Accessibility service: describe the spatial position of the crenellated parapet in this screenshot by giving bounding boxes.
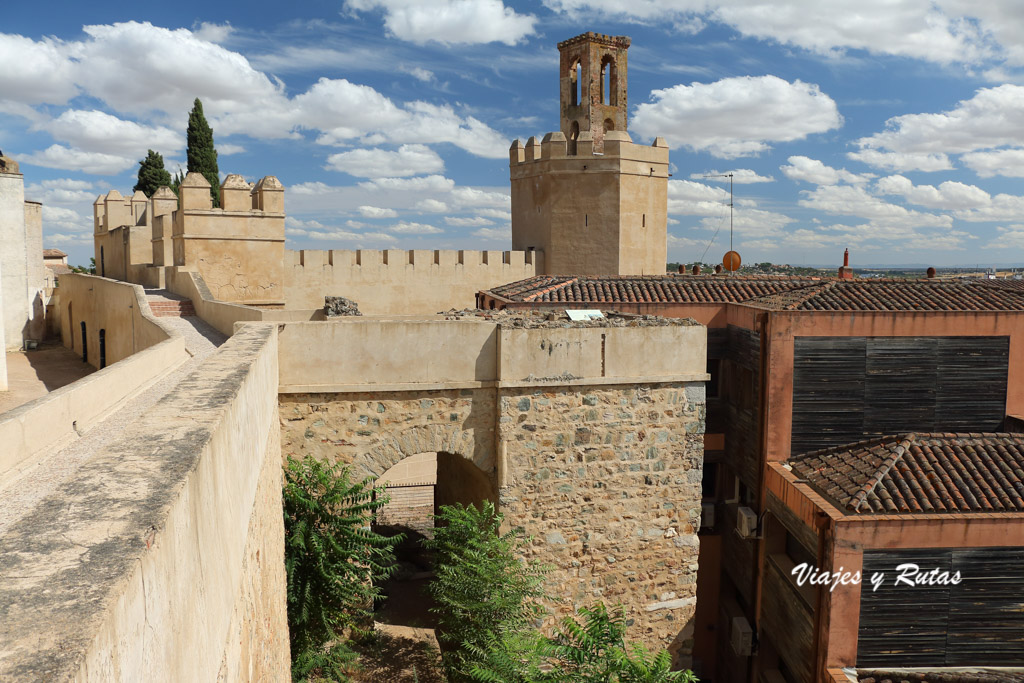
[283,248,544,314]
[509,130,669,180]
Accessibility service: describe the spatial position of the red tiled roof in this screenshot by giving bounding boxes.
[42,248,67,258]
[45,264,73,275]
[486,276,1024,311]
[788,433,1024,515]
[485,275,820,304]
[858,670,1024,683]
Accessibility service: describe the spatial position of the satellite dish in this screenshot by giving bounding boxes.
[723,251,741,272]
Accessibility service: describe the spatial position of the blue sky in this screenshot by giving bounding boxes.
[3,1,1024,269]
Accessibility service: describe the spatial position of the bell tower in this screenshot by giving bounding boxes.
[558,32,631,154]
[510,32,668,276]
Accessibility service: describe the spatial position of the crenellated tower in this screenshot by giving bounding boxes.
[510,32,668,277]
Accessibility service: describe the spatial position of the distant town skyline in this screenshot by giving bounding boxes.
[3,0,1024,268]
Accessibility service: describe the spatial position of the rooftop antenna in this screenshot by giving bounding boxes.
[704,172,740,275]
[704,172,734,251]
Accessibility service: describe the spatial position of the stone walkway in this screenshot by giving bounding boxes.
[0,344,94,414]
[0,310,226,537]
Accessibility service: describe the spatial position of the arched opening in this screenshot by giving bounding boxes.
[569,120,580,155]
[371,450,496,632]
[601,55,617,106]
[571,60,582,106]
[80,321,87,363]
[99,329,106,369]
[603,118,614,133]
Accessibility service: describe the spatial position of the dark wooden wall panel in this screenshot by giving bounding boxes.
[763,559,814,683]
[858,547,1024,667]
[792,337,1008,455]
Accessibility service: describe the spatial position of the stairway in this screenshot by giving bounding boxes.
[146,292,197,317]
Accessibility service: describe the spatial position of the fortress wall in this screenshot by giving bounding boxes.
[0,275,189,485]
[277,317,707,663]
[0,324,289,681]
[282,248,543,314]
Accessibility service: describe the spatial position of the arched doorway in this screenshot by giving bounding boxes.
[371,450,496,632]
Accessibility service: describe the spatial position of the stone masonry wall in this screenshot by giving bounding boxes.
[278,380,704,664]
[499,382,704,664]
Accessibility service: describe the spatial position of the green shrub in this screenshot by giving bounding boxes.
[283,455,401,682]
[426,501,548,682]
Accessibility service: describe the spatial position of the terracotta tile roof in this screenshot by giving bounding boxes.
[45,263,73,275]
[788,433,1024,515]
[858,670,1024,683]
[485,275,820,304]
[763,280,1024,311]
[486,276,1024,311]
[42,248,67,258]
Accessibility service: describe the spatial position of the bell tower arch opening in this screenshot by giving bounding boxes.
[558,32,630,153]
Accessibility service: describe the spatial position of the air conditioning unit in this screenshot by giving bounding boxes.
[700,503,715,528]
[731,616,753,657]
[736,506,758,539]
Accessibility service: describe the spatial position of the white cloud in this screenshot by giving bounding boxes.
[847,149,954,173]
[668,179,729,215]
[851,85,1024,173]
[191,22,234,44]
[345,0,536,45]
[326,144,444,178]
[42,205,92,234]
[450,186,510,209]
[357,205,399,218]
[25,178,96,207]
[403,66,435,82]
[473,225,511,240]
[218,143,246,155]
[691,169,774,184]
[445,216,494,226]
[961,148,1024,178]
[36,109,182,158]
[290,181,333,196]
[388,220,443,234]
[0,33,78,107]
[358,175,455,193]
[781,156,871,185]
[874,175,991,211]
[633,75,841,158]
[416,198,449,212]
[984,225,1024,249]
[954,193,1024,222]
[798,184,952,228]
[23,144,135,175]
[542,1,998,67]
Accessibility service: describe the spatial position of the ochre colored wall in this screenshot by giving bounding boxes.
[283,248,542,314]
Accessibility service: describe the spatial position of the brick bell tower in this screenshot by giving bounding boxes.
[559,32,630,154]
[509,32,669,276]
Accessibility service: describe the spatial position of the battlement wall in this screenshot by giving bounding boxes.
[509,131,669,170]
[283,248,543,314]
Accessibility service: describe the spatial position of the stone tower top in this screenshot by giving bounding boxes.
[558,32,631,154]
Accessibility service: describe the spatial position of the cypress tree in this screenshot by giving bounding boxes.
[133,149,172,197]
[186,98,220,207]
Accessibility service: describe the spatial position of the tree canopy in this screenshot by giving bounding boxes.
[186,97,220,207]
[133,149,172,197]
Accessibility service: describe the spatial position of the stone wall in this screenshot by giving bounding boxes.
[498,382,704,660]
[277,314,708,662]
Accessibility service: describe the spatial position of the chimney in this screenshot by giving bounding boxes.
[838,248,854,279]
[692,264,701,275]
[678,264,685,274]
[714,264,723,275]
[927,267,936,278]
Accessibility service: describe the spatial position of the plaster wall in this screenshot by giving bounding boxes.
[1,276,188,485]
[0,171,30,350]
[510,133,668,276]
[283,248,542,314]
[23,201,45,341]
[0,324,289,681]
